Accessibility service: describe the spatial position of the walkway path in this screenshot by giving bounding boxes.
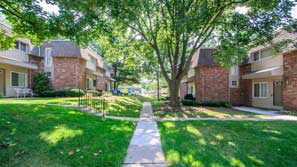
[233,106,297,121]
[122,102,167,167]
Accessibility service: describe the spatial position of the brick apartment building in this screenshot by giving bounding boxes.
[180,30,297,111]
[0,22,113,97]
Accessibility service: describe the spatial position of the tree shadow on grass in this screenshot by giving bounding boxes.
[158,121,297,167]
[0,104,135,167]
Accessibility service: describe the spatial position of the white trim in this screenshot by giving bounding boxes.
[10,71,27,87]
[45,47,53,67]
[253,82,269,98]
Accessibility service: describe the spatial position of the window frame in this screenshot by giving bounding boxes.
[10,71,27,87]
[231,81,238,86]
[251,48,273,62]
[45,47,53,67]
[253,82,269,98]
[15,41,28,52]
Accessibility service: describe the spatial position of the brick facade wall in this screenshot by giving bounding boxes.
[283,50,297,110]
[239,64,252,106]
[52,57,86,89]
[195,66,230,102]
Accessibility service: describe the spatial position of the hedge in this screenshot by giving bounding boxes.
[41,89,85,97]
[181,99,231,108]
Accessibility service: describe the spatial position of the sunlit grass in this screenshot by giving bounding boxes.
[158,121,297,167]
[0,103,135,167]
[0,95,153,117]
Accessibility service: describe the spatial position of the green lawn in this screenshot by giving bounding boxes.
[103,95,149,117]
[158,121,297,167]
[0,95,150,117]
[154,107,267,118]
[0,103,135,167]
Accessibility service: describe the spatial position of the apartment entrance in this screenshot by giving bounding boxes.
[273,81,283,106]
[0,69,5,96]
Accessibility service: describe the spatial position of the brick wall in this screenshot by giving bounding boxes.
[239,64,252,106]
[195,66,230,102]
[52,57,86,89]
[230,88,241,105]
[283,50,297,111]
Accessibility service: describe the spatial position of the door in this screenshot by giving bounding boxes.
[0,69,5,96]
[273,81,283,106]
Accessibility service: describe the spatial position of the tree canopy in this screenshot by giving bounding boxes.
[1,0,296,109]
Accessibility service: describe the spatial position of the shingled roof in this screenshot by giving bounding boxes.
[191,48,217,67]
[32,40,82,57]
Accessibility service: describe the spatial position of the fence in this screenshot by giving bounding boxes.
[78,91,107,116]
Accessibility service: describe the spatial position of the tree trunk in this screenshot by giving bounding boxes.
[157,70,160,101]
[168,79,181,111]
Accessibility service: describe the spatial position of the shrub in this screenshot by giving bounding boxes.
[0,93,3,99]
[86,90,101,96]
[41,89,85,97]
[181,100,231,108]
[32,73,51,96]
[103,91,113,97]
[67,89,85,97]
[184,94,195,100]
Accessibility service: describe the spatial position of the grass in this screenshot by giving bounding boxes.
[103,95,150,117]
[154,106,267,118]
[0,103,135,167]
[158,121,297,167]
[0,95,151,118]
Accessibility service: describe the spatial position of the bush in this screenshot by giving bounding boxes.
[103,91,112,97]
[181,100,231,108]
[86,90,101,96]
[0,93,3,99]
[32,73,51,96]
[184,94,195,100]
[41,89,85,97]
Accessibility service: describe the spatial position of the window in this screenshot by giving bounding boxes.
[87,78,96,89]
[46,72,52,78]
[252,48,273,62]
[45,48,52,67]
[254,83,268,98]
[11,72,26,87]
[93,79,96,87]
[253,52,260,61]
[89,55,97,64]
[232,81,238,86]
[15,41,28,52]
[230,66,239,76]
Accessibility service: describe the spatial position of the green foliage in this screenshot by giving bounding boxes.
[32,73,51,96]
[181,100,231,108]
[41,89,85,97]
[85,89,101,96]
[0,92,3,99]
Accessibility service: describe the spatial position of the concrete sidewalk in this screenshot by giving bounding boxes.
[122,102,166,167]
[233,106,297,120]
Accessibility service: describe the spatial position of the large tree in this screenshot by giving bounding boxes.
[1,0,296,110]
[107,0,295,109]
